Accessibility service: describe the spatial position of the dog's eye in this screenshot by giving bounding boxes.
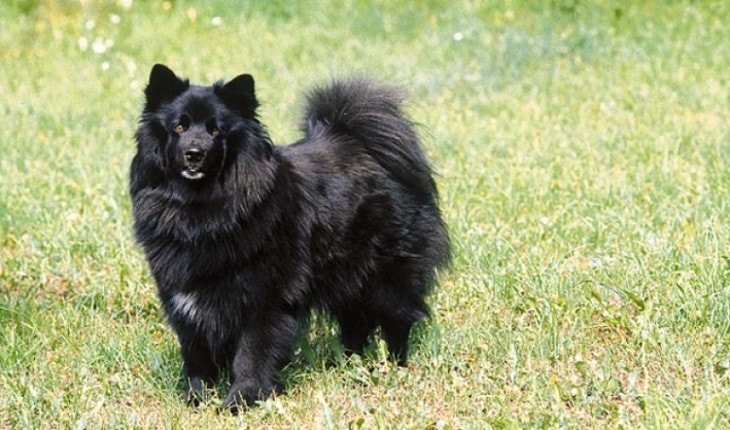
[210,128,221,137]
[174,124,187,134]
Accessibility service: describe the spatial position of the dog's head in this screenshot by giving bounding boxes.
[136,64,265,184]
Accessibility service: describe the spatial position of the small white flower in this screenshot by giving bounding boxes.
[453,32,464,41]
[645,232,661,250]
[90,38,114,54]
[101,61,110,71]
[211,16,223,26]
[118,0,133,9]
[110,13,121,24]
[92,37,107,54]
[85,19,95,30]
[78,37,88,51]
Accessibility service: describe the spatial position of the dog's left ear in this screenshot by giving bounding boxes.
[217,74,259,118]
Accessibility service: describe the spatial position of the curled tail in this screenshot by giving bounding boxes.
[302,77,438,200]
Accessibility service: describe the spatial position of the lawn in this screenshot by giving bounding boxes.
[1,0,729,428]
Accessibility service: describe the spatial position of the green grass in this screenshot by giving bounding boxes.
[1,0,729,428]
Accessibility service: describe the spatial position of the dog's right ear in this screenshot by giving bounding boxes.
[144,64,189,110]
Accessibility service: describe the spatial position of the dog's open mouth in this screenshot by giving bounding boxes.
[181,169,205,180]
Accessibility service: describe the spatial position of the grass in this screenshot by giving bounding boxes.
[1,0,729,428]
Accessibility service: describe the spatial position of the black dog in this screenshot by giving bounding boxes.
[130,64,449,411]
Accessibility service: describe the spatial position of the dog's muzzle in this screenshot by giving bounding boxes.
[181,148,206,180]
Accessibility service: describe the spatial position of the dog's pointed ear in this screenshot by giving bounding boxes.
[225,74,255,97]
[144,64,189,110]
[217,74,259,118]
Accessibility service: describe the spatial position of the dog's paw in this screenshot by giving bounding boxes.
[219,381,277,414]
[185,376,211,407]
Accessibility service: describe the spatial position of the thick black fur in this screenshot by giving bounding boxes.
[130,64,449,411]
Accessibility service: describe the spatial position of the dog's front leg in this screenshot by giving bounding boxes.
[177,331,219,406]
[220,311,299,413]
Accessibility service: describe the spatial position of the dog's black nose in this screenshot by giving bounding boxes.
[184,148,205,164]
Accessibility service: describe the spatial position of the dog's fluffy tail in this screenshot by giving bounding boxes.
[302,77,438,200]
